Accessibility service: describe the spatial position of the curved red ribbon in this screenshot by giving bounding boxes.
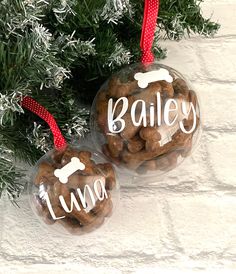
[21,96,67,150]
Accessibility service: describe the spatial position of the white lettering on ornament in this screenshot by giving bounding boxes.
[42,178,108,220]
[107,92,197,136]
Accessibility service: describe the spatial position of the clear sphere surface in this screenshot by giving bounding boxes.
[28,145,119,235]
[91,62,201,176]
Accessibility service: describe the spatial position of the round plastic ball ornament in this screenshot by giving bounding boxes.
[28,145,120,235]
[91,62,201,176]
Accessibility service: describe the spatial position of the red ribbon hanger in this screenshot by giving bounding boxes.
[21,96,67,150]
[140,0,160,64]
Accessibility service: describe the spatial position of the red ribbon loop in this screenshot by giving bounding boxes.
[21,96,67,150]
[140,0,159,64]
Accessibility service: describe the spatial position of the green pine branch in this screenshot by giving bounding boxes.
[0,149,25,202]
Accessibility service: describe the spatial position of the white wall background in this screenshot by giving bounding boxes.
[1,0,236,273]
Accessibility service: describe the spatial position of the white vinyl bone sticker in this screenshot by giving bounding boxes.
[54,157,86,184]
[134,68,173,88]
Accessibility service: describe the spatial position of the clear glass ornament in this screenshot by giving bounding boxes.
[90,62,201,176]
[28,145,120,235]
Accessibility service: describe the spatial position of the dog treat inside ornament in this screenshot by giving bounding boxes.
[91,63,201,176]
[29,145,119,235]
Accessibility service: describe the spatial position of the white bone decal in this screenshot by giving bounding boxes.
[134,68,173,88]
[54,157,85,184]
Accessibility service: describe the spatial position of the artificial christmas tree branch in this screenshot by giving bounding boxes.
[0,147,25,202]
[0,0,219,200]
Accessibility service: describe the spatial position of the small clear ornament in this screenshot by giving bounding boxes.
[28,145,120,235]
[90,62,201,176]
